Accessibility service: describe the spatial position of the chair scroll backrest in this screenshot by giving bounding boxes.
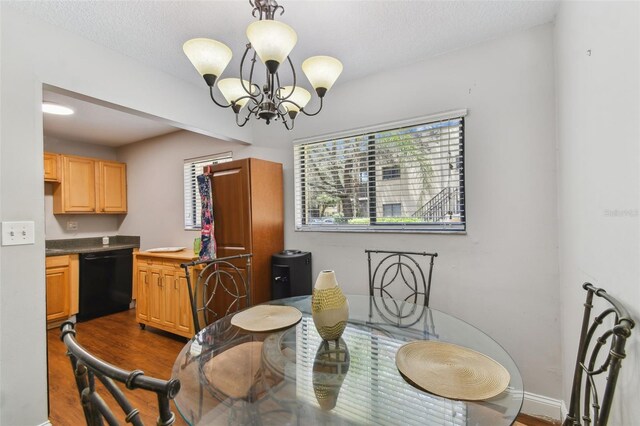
[181,254,252,333]
[564,283,635,426]
[366,250,438,307]
[60,321,180,426]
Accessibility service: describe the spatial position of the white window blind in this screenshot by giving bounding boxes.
[294,114,465,232]
[183,152,232,230]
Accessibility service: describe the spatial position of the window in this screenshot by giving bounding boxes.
[383,203,402,217]
[183,152,232,230]
[382,166,401,180]
[294,111,466,232]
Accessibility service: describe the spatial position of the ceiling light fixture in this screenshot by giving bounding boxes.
[42,102,74,116]
[183,0,342,130]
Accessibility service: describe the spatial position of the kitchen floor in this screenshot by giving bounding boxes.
[47,309,556,425]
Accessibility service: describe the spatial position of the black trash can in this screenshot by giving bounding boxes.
[271,250,312,299]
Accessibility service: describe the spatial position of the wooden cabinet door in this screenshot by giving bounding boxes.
[136,266,149,322]
[46,266,70,322]
[148,268,164,325]
[162,267,177,328]
[210,159,252,258]
[61,156,96,212]
[98,161,127,213]
[176,270,194,334]
[44,152,60,182]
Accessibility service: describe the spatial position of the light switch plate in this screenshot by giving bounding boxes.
[2,221,35,246]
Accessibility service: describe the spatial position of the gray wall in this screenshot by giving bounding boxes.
[556,2,640,423]
[257,23,562,398]
[44,138,120,239]
[116,130,291,250]
[0,6,248,424]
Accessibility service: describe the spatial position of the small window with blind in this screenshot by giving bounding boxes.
[294,112,465,232]
[183,152,232,230]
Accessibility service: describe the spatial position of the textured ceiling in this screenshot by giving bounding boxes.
[43,90,179,146]
[9,0,559,91]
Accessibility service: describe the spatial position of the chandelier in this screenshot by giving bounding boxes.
[183,0,343,130]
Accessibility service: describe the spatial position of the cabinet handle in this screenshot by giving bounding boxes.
[174,278,178,290]
[144,275,148,284]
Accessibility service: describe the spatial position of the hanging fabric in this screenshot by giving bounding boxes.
[197,174,216,260]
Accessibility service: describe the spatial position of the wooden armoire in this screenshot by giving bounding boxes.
[204,158,284,306]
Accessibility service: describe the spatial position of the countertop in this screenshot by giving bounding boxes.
[45,236,140,257]
[136,248,198,261]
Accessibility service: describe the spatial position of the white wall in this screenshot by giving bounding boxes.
[256,24,562,399]
[44,138,121,239]
[0,7,249,424]
[556,2,640,423]
[116,130,291,250]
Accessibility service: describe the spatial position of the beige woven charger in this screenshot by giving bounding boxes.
[231,305,302,332]
[395,341,510,401]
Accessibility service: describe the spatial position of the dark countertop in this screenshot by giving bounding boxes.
[45,235,140,257]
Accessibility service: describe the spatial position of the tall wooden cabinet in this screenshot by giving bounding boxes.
[206,158,284,307]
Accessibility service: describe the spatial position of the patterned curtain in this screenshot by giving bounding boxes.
[197,174,216,260]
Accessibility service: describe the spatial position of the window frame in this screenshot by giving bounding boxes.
[183,152,232,230]
[293,110,467,234]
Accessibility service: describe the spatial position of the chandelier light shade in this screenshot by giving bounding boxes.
[183,0,342,130]
[182,38,233,85]
[246,20,297,73]
[302,56,344,95]
[278,86,311,116]
[218,78,256,111]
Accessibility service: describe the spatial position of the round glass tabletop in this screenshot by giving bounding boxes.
[172,295,523,425]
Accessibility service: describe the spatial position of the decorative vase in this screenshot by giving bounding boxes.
[313,339,350,410]
[312,270,349,341]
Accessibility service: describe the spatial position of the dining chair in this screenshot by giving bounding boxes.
[564,283,635,426]
[365,249,438,307]
[60,321,180,426]
[181,253,253,334]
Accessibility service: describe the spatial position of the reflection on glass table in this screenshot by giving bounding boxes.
[172,295,523,425]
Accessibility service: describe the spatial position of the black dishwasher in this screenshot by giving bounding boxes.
[77,248,133,321]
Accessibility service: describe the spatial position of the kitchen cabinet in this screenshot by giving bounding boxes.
[54,155,96,213]
[44,152,61,182]
[46,254,79,324]
[204,158,283,312]
[97,161,127,213]
[135,250,198,338]
[50,154,127,214]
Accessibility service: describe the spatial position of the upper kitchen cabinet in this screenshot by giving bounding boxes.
[43,152,61,182]
[50,154,127,214]
[54,155,96,213]
[97,161,127,213]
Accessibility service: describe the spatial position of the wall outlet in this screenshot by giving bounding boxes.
[66,221,78,231]
[2,221,35,246]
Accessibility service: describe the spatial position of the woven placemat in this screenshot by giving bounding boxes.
[396,341,510,401]
[202,341,263,399]
[231,305,302,332]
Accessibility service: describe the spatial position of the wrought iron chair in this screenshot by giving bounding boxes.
[181,254,252,334]
[60,321,180,426]
[366,250,438,307]
[564,283,635,426]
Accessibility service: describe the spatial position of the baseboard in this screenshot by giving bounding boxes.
[522,391,564,421]
[39,421,52,426]
[561,400,568,420]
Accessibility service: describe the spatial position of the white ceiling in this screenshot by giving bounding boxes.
[18,1,559,146]
[43,90,179,147]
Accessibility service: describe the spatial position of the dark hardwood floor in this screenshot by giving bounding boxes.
[47,309,556,425]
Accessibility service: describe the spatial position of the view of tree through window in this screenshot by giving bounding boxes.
[294,115,465,232]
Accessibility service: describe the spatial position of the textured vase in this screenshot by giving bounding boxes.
[313,339,350,410]
[312,270,349,341]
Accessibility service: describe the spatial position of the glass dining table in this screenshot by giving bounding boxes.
[171,295,523,425]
